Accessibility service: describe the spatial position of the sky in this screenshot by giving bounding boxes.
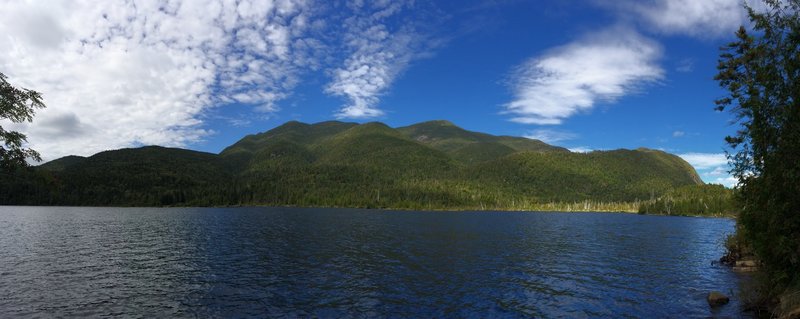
[0,0,762,187]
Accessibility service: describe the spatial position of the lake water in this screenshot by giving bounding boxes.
[0,206,750,318]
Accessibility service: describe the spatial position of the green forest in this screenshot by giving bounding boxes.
[638,184,736,217]
[1,120,732,215]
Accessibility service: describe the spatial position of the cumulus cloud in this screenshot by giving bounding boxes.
[678,152,728,169]
[707,166,729,176]
[524,129,577,144]
[712,176,739,188]
[672,130,685,137]
[0,0,315,160]
[33,112,89,139]
[635,0,764,37]
[504,27,663,125]
[325,0,433,119]
[568,146,594,153]
[678,152,737,187]
[605,0,768,38]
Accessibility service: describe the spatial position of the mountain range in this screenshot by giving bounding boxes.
[1,120,704,209]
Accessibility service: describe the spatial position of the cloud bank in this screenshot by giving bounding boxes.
[0,0,443,160]
[678,152,737,187]
[679,153,728,169]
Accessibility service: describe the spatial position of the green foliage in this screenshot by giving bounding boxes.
[638,184,737,217]
[715,0,800,291]
[397,120,568,158]
[0,166,59,205]
[37,155,86,171]
[469,148,703,203]
[449,142,516,165]
[26,146,238,206]
[722,224,755,264]
[2,120,706,211]
[0,72,46,169]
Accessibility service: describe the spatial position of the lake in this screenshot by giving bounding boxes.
[0,206,750,318]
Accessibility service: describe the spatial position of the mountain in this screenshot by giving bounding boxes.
[20,146,236,206]
[1,120,703,209]
[37,155,86,171]
[397,120,567,164]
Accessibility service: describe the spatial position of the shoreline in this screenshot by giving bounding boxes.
[0,203,736,218]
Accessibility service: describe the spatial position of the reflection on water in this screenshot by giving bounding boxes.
[0,207,749,317]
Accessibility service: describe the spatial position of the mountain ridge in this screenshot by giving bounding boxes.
[2,120,703,209]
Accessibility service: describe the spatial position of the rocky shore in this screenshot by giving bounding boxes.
[718,249,800,318]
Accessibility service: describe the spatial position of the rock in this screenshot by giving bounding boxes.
[708,291,730,307]
[782,308,800,319]
[733,266,759,272]
[736,259,758,267]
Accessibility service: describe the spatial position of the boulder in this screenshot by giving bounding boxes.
[733,266,759,272]
[708,291,730,307]
[735,259,758,267]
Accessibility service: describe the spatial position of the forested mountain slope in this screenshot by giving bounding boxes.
[1,120,704,209]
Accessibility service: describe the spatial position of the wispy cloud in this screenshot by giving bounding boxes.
[0,0,316,160]
[675,58,694,73]
[672,130,685,137]
[504,26,663,125]
[326,0,436,119]
[524,129,577,144]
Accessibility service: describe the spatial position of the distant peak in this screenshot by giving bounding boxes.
[355,121,392,130]
[636,147,665,153]
[282,120,309,126]
[363,121,388,126]
[425,120,455,126]
[268,120,310,131]
[313,120,351,126]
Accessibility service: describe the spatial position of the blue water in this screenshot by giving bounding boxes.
[0,207,749,318]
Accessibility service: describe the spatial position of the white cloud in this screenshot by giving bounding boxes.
[524,129,577,144]
[678,152,737,187]
[611,0,768,38]
[637,0,747,36]
[705,166,738,187]
[0,0,315,160]
[325,0,432,119]
[672,130,685,137]
[678,152,728,169]
[568,146,594,153]
[504,26,663,125]
[712,176,739,188]
[706,166,729,176]
[707,166,729,176]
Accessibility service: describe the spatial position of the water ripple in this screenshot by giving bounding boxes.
[0,207,749,318]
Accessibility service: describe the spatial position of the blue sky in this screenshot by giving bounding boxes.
[0,0,760,186]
